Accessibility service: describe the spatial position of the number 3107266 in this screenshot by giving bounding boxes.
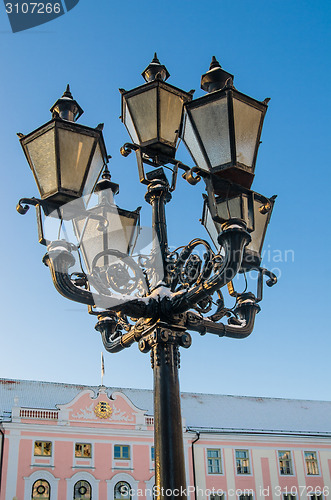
[5,3,62,14]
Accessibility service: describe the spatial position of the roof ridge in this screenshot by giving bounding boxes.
[0,378,330,403]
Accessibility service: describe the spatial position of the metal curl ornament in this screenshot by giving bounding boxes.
[89,249,148,295]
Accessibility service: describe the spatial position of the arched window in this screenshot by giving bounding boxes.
[74,480,92,500]
[32,480,50,500]
[114,481,131,500]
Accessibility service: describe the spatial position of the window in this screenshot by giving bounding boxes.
[151,446,155,461]
[211,495,225,500]
[32,480,50,499]
[283,495,296,500]
[207,449,222,474]
[305,451,319,475]
[308,495,323,500]
[74,480,91,499]
[239,495,253,500]
[235,449,250,474]
[75,443,92,458]
[114,445,130,460]
[114,481,131,500]
[34,441,52,456]
[278,451,293,475]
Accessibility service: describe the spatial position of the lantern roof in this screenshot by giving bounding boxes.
[201,56,234,93]
[141,53,170,83]
[50,84,84,122]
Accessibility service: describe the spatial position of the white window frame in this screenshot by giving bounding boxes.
[31,439,54,468]
[112,443,133,470]
[23,470,59,500]
[278,450,294,476]
[66,471,100,500]
[235,449,252,475]
[75,442,92,459]
[107,472,139,500]
[304,451,320,476]
[150,446,155,471]
[206,448,223,475]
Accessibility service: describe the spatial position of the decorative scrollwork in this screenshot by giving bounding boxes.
[89,249,148,296]
[106,262,138,293]
[181,254,202,287]
[168,238,215,292]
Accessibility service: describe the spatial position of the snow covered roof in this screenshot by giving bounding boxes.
[0,378,330,436]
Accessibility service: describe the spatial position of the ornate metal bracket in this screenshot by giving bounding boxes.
[185,292,260,339]
[120,142,204,189]
[17,197,50,246]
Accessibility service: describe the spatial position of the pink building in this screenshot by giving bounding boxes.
[0,379,330,500]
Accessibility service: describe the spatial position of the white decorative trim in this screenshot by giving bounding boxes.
[5,429,20,500]
[107,472,140,500]
[144,475,155,500]
[66,471,100,500]
[23,470,59,500]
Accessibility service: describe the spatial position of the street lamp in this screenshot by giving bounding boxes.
[181,56,269,191]
[17,55,277,500]
[18,85,108,216]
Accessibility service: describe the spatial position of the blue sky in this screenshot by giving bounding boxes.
[0,0,330,401]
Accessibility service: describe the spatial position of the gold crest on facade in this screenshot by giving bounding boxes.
[94,401,112,419]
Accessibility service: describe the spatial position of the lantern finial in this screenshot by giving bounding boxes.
[142,53,170,83]
[50,84,84,122]
[209,56,221,70]
[201,56,234,93]
[94,165,119,197]
[62,84,72,99]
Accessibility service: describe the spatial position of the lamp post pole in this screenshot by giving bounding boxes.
[142,175,190,499]
[17,54,277,500]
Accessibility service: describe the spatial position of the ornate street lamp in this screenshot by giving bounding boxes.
[17,55,277,500]
[18,85,108,215]
[201,187,276,270]
[120,53,192,159]
[181,57,269,192]
[73,166,140,275]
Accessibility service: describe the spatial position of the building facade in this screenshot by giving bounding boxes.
[0,379,330,500]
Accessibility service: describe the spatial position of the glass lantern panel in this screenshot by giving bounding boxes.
[233,98,262,167]
[159,88,183,145]
[25,129,57,198]
[125,88,157,144]
[216,195,244,221]
[74,206,137,273]
[182,114,209,171]
[247,196,269,254]
[203,204,221,251]
[58,128,95,193]
[82,141,104,199]
[190,97,231,168]
[124,103,139,144]
[118,213,139,254]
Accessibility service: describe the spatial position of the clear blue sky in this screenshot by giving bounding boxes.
[0,0,330,401]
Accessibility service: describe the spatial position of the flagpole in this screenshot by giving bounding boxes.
[101,351,105,386]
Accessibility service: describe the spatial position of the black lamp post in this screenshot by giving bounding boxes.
[17,55,277,500]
